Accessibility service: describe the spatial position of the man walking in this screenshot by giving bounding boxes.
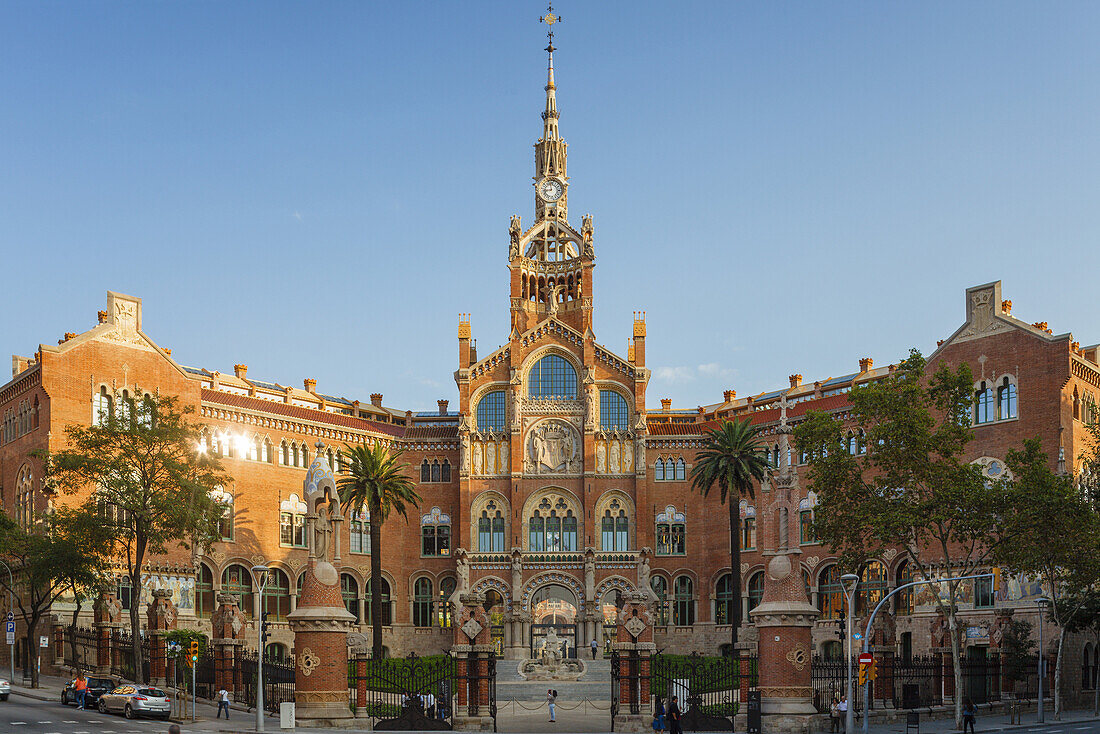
[74,673,88,710]
[217,686,230,719]
[547,689,557,722]
[668,694,682,734]
[591,638,598,660]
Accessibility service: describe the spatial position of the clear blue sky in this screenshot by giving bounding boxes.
[3,2,1099,410]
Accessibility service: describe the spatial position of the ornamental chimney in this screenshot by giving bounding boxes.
[234,364,248,379]
[304,378,317,393]
[723,389,736,403]
[660,398,672,411]
[438,399,449,415]
[1001,300,1013,315]
[371,393,383,407]
[859,357,873,373]
[789,374,802,388]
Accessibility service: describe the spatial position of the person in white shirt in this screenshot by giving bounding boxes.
[591,638,598,660]
[217,688,230,719]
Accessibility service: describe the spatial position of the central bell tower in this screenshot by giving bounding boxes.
[507,7,595,338]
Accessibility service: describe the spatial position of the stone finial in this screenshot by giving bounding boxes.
[660,398,672,411]
[234,364,248,379]
[723,389,736,403]
[633,311,646,337]
[163,348,172,356]
[438,399,449,415]
[64,332,76,342]
[1072,341,1081,353]
[1001,299,1012,315]
[458,313,471,340]
[789,374,802,388]
[370,393,383,407]
[1032,321,1049,331]
[304,378,317,393]
[627,342,636,362]
[859,357,873,372]
[97,310,108,324]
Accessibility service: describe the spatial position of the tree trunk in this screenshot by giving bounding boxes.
[24,610,41,688]
[1093,631,1099,716]
[69,596,83,672]
[730,498,741,653]
[948,605,963,729]
[370,498,383,659]
[1055,627,1065,720]
[130,535,148,683]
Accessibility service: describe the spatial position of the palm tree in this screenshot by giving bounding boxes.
[338,443,421,659]
[689,418,769,654]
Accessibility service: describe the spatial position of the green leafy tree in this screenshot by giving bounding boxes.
[52,507,114,673]
[689,418,769,653]
[0,512,108,687]
[795,349,1012,728]
[338,443,421,659]
[45,393,230,684]
[998,618,1036,691]
[997,439,1100,718]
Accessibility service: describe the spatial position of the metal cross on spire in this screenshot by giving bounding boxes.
[540,2,560,54]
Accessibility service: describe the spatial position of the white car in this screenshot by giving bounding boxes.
[97,684,171,720]
[0,677,9,701]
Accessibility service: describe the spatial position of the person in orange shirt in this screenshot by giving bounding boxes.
[74,673,88,710]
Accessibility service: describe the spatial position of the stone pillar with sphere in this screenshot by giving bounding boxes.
[146,588,179,685]
[749,397,821,732]
[286,444,357,727]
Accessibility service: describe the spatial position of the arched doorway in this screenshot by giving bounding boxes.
[484,589,506,655]
[529,583,579,659]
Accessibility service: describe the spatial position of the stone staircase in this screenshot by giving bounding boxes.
[496,657,612,702]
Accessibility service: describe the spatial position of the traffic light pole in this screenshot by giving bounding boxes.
[192,658,196,723]
[859,573,993,734]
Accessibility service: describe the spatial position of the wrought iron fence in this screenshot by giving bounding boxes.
[112,631,154,683]
[63,627,98,672]
[348,652,495,731]
[173,649,293,715]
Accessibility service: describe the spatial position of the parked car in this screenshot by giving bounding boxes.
[61,676,115,707]
[0,677,10,701]
[97,684,171,720]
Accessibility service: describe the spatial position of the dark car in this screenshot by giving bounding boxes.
[61,676,115,707]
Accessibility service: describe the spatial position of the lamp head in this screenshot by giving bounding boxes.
[1037,596,1051,608]
[252,564,270,587]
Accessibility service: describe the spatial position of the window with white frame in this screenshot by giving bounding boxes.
[655,505,685,556]
[421,507,451,557]
[211,486,234,541]
[350,507,371,554]
[279,494,308,548]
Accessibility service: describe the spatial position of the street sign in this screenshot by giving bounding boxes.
[859,652,873,665]
[5,633,12,645]
[39,635,49,648]
[853,632,863,640]
[4,621,13,634]
[5,611,12,622]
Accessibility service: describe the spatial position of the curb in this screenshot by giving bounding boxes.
[10,686,58,703]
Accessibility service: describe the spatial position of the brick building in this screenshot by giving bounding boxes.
[2,22,1099,705]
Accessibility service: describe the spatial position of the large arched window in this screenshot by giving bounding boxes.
[896,561,914,615]
[413,578,434,627]
[600,506,630,551]
[196,564,215,619]
[94,386,114,426]
[222,565,253,619]
[656,506,686,556]
[366,578,392,626]
[528,355,578,399]
[421,507,451,557]
[652,576,669,625]
[974,382,995,424]
[673,576,695,626]
[341,574,360,622]
[856,561,887,615]
[600,390,630,430]
[438,577,456,628]
[818,565,844,620]
[528,495,578,552]
[476,391,506,432]
[747,571,765,613]
[478,503,507,552]
[263,569,292,621]
[715,574,736,625]
[997,377,1018,420]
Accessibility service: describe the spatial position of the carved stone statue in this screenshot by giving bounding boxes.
[455,549,470,599]
[500,442,510,473]
[527,421,579,474]
[584,549,596,599]
[509,215,522,259]
[581,214,594,258]
[539,627,564,669]
[314,503,332,562]
[596,442,606,473]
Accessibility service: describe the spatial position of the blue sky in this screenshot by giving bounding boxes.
[3,2,1099,410]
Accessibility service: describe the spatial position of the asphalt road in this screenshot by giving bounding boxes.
[0,695,179,733]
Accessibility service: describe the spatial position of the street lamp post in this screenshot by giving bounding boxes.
[0,559,13,685]
[841,573,860,734]
[252,565,270,733]
[1037,597,1050,724]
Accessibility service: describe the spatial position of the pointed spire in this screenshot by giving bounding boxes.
[540,3,561,141]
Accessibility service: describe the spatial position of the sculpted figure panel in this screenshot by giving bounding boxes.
[526,420,581,474]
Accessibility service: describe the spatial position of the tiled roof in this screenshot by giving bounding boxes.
[415,411,460,418]
[201,389,405,437]
[404,426,459,440]
[745,394,851,426]
[647,422,706,436]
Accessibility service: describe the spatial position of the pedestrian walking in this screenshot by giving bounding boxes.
[591,638,599,659]
[829,694,841,733]
[547,689,557,722]
[217,687,230,719]
[837,695,848,727]
[963,696,977,734]
[668,694,683,734]
[74,673,88,710]
[653,695,666,731]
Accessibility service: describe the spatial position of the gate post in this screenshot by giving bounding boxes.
[211,593,247,695]
[612,591,656,733]
[146,588,179,686]
[453,591,495,731]
[93,592,123,675]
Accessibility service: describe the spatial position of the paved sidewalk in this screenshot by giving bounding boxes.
[859,709,1100,734]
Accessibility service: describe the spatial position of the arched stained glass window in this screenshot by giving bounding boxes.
[747,571,765,613]
[222,565,253,619]
[818,565,843,620]
[998,378,1018,420]
[476,391,506,432]
[651,576,669,625]
[528,355,578,399]
[715,573,736,625]
[975,382,995,424]
[673,576,695,626]
[856,561,887,615]
[341,574,360,622]
[263,569,291,621]
[600,390,629,430]
[413,577,433,627]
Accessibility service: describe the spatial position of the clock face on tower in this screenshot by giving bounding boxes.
[539,178,564,202]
